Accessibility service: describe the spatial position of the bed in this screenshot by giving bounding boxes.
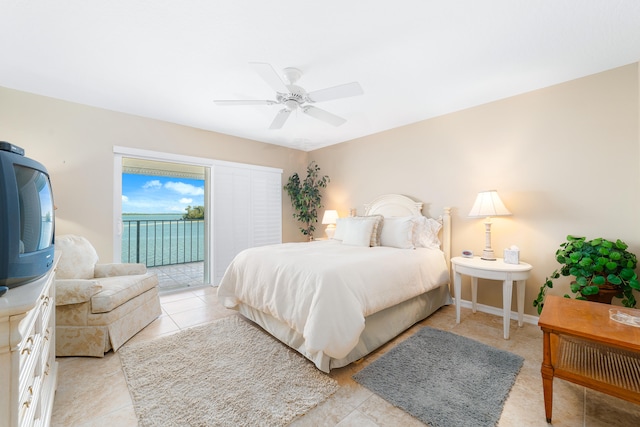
[217,194,452,372]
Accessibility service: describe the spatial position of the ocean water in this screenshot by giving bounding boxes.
[121,214,204,266]
[122,213,185,221]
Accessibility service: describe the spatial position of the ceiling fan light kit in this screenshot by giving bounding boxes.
[214,62,363,129]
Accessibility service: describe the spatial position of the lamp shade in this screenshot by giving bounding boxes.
[321,210,339,225]
[468,190,511,218]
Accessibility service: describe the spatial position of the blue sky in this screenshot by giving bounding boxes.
[121,174,205,214]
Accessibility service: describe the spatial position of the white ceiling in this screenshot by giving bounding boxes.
[2,1,640,152]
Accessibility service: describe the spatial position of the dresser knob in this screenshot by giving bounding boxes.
[22,386,33,408]
[21,338,33,355]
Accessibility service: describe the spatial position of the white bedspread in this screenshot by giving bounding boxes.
[217,240,449,359]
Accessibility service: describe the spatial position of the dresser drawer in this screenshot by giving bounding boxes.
[18,325,43,391]
[18,372,43,427]
[1,255,58,427]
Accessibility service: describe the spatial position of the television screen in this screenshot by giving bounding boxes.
[15,164,55,253]
[0,143,55,288]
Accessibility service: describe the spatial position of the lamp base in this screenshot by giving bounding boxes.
[325,225,336,239]
[481,248,497,261]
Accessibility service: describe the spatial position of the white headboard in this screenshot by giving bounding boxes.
[364,194,423,217]
[364,194,451,267]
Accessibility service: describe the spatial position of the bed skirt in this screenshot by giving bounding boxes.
[236,283,453,372]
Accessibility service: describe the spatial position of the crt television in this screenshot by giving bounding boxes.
[0,142,55,288]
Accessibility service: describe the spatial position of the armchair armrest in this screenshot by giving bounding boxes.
[94,263,147,278]
[55,279,103,306]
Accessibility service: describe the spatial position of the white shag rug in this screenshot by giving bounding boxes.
[119,315,338,427]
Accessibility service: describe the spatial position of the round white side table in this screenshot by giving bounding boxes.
[451,256,532,339]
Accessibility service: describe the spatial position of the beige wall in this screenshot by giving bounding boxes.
[0,87,309,260]
[311,63,640,316]
[2,63,638,316]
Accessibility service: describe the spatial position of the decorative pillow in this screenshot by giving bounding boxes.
[379,216,415,249]
[413,216,442,249]
[357,214,384,246]
[342,217,377,247]
[55,234,99,279]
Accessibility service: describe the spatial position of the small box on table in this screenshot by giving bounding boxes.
[504,247,520,264]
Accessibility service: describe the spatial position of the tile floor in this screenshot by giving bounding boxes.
[51,288,640,426]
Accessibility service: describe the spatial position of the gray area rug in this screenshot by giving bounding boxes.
[353,327,523,427]
[119,315,338,427]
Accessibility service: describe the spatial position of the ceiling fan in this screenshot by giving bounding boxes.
[214,62,363,129]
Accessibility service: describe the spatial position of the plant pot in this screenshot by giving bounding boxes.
[583,285,621,305]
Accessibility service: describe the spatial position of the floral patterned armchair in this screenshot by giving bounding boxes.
[54,234,161,357]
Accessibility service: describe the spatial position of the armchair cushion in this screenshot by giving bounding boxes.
[94,263,147,278]
[55,235,99,279]
[90,273,159,313]
[55,279,103,305]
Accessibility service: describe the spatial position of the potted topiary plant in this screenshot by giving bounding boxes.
[533,235,640,314]
[283,161,329,240]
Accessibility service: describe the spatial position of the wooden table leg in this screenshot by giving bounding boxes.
[541,329,554,423]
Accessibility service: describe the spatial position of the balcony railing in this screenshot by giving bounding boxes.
[122,219,205,267]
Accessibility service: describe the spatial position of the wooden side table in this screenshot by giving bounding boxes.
[538,295,640,423]
[451,256,532,339]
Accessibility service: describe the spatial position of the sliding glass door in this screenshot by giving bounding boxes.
[113,146,282,290]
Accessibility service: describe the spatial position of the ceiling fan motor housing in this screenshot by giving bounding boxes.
[277,85,308,110]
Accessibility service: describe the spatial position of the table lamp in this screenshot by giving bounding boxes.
[321,210,339,239]
[468,190,511,260]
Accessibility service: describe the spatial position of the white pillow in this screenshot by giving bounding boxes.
[333,216,382,246]
[333,217,347,240]
[380,216,415,249]
[413,216,442,249]
[342,217,377,247]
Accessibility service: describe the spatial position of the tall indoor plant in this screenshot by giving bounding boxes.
[283,161,329,239]
[533,235,640,314]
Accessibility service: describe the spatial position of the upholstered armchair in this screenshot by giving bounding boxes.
[54,234,161,357]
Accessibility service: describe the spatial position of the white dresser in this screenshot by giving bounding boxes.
[0,255,58,427]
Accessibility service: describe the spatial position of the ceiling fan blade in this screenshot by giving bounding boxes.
[307,82,363,103]
[214,100,276,106]
[250,62,289,93]
[302,106,347,127]
[269,109,292,129]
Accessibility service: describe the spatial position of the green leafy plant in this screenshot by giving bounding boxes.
[283,161,329,238]
[183,205,204,219]
[533,235,640,314]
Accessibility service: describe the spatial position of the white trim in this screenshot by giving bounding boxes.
[113,146,282,174]
[113,153,123,263]
[454,298,539,326]
[204,166,212,284]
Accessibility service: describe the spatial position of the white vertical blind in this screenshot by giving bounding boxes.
[251,169,283,247]
[213,165,282,285]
